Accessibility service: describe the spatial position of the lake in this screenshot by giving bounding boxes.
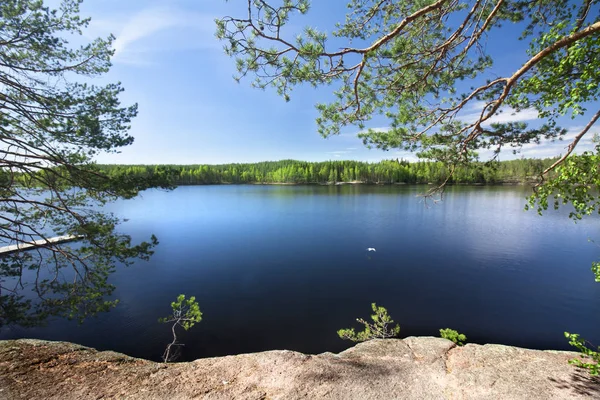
[2,184,599,361]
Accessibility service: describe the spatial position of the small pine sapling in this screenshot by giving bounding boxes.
[338,303,400,342]
[159,294,202,362]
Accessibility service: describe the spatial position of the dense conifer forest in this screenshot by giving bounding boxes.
[94,158,557,186]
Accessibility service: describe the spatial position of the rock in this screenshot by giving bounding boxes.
[0,337,598,399]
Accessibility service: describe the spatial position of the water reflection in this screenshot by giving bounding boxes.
[1,185,598,362]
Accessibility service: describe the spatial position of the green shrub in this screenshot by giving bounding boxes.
[565,332,600,376]
[439,328,467,346]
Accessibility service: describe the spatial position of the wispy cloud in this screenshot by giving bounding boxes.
[522,126,597,155]
[88,7,217,65]
[330,109,595,162]
[477,125,599,160]
[338,127,391,138]
[460,105,539,125]
[326,146,362,155]
[394,151,419,162]
[343,105,539,138]
[336,133,358,138]
[112,9,178,57]
[326,150,352,157]
[326,147,364,158]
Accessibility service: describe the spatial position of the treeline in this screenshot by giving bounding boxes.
[93,158,556,186]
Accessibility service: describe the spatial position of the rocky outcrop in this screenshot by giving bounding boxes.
[0,337,598,399]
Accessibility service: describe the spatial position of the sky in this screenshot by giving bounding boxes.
[68,0,599,165]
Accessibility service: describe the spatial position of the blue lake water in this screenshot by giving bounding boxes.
[2,185,599,361]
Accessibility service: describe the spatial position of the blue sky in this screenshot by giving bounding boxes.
[72,0,599,165]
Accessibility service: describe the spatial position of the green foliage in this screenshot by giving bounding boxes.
[0,0,170,329]
[564,332,600,376]
[218,2,600,378]
[440,328,467,346]
[338,303,400,342]
[564,240,600,377]
[159,294,203,331]
[592,261,600,283]
[160,294,202,362]
[94,157,558,186]
[217,0,600,213]
[526,151,600,220]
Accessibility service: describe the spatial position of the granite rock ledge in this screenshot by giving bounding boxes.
[1,337,599,399]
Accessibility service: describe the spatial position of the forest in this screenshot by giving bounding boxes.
[94,158,557,186]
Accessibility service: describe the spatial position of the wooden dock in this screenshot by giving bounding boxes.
[0,235,84,255]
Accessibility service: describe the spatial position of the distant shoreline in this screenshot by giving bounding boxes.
[96,159,551,187]
[173,180,533,187]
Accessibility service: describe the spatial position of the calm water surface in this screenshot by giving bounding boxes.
[2,185,599,361]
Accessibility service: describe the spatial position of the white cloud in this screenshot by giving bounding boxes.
[88,7,217,65]
[326,150,351,155]
[327,147,361,155]
[487,108,540,124]
[465,101,487,111]
[460,105,539,125]
[332,109,598,162]
[343,106,539,139]
[365,127,391,133]
[338,127,391,138]
[561,125,598,145]
[479,125,599,160]
[394,152,419,162]
[336,132,358,138]
[112,9,179,57]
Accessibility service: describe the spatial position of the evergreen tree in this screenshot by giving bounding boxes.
[0,0,170,328]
